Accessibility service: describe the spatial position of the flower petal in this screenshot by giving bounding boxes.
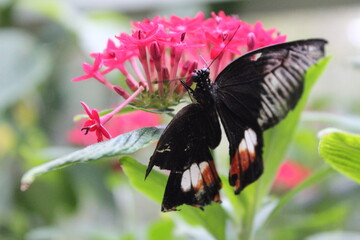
[82,62,94,74]
[93,53,103,70]
[96,129,103,142]
[72,74,91,82]
[82,119,95,128]
[80,102,93,118]
[100,125,112,139]
[91,109,100,123]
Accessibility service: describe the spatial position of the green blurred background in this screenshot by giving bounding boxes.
[1,0,360,239]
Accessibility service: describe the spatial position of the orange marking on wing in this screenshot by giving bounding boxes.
[202,164,215,186]
[240,148,250,171]
[213,194,221,203]
[249,150,256,163]
[230,152,241,190]
[209,160,222,186]
[193,180,204,191]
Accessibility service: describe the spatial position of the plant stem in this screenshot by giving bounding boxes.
[238,183,262,240]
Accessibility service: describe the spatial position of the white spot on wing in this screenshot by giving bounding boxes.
[199,161,209,174]
[251,52,262,61]
[156,143,171,153]
[181,169,191,192]
[190,163,202,188]
[244,130,255,155]
[239,139,247,152]
[247,128,257,146]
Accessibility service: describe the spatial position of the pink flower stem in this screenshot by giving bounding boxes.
[140,58,153,93]
[155,64,164,97]
[130,58,147,86]
[101,86,145,123]
[118,65,139,92]
[139,46,153,93]
[168,48,183,98]
[99,77,115,91]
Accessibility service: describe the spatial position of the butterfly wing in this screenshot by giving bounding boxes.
[214,39,327,193]
[146,103,222,211]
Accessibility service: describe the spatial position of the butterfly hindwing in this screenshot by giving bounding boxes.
[216,100,264,193]
[161,154,221,212]
[146,103,222,211]
[214,39,327,193]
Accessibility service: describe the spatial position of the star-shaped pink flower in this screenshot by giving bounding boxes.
[72,54,107,84]
[80,102,112,142]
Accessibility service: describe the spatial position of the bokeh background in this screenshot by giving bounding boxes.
[1,0,360,239]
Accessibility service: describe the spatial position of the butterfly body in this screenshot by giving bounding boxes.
[146,39,327,212]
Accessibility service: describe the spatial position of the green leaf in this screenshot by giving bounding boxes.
[120,156,228,240]
[302,112,360,132]
[220,175,246,224]
[0,29,52,112]
[178,204,228,240]
[240,57,331,240]
[147,218,176,240]
[262,166,332,226]
[120,156,166,203]
[319,128,360,184]
[128,104,175,115]
[306,231,360,240]
[21,126,164,191]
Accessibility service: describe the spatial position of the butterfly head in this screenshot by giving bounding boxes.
[192,68,210,84]
[190,68,216,107]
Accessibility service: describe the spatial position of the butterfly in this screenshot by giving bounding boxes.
[145,39,327,212]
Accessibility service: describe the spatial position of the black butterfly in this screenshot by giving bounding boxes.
[145,39,327,212]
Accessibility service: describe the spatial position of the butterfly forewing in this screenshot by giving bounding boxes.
[216,100,264,192]
[215,39,327,129]
[214,39,327,193]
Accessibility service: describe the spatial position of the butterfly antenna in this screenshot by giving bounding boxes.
[208,24,241,69]
[179,78,194,93]
[152,77,185,85]
[199,54,211,69]
[179,78,196,102]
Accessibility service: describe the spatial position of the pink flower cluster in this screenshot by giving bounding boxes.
[273,160,312,191]
[72,11,286,142]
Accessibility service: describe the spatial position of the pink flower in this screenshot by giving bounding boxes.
[72,11,286,143]
[160,12,205,33]
[72,54,105,82]
[78,86,144,142]
[68,110,161,146]
[80,102,112,142]
[273,160,312,191]
[73,11,286,101]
